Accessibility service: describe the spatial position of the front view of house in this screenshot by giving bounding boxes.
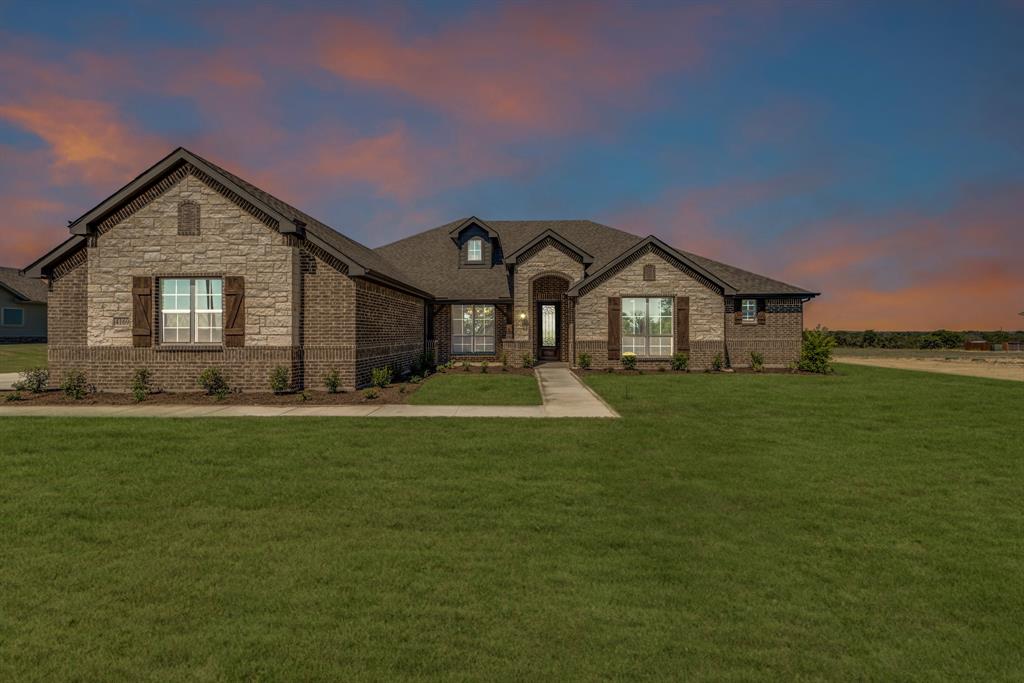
[23,148,818,391]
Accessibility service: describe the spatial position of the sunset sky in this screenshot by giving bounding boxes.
[1,1,1021,329]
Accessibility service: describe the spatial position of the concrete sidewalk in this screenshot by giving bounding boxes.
[0,373,19,391]
[0,364,618,419]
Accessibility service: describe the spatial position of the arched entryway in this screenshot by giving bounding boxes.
[530,274,570,362]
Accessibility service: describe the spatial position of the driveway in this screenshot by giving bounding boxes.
[0,373,20,391]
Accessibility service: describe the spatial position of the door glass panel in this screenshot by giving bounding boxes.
[542,305,556,347]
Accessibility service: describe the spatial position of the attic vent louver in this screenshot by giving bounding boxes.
[643,264,656,281]
[178,200,200,236]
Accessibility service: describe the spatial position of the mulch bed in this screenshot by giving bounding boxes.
[573,367,814,378]
[1,383,420,406]
[434,366,536,377]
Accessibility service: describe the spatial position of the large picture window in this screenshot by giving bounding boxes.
[160,278,223,344]
[452,304,495,353]
[622,297,673,357]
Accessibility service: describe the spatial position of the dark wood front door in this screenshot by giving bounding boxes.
[537,302,560,361]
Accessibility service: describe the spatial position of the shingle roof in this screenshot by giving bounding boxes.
[0,266,48,302]
[374,218,815,299]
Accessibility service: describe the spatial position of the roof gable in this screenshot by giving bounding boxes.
[504,229,594,266]
[0,267,47,302]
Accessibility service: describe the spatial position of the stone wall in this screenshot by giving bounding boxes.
[574,250,724,369]
[512,242,585,342]
[87,172,297,348]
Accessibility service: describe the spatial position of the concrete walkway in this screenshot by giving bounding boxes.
[0,373,19,391]
[0,364,618,419]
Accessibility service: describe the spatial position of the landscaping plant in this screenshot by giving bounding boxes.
[60,370,91,400]
[480,361,489,373]
[798,326,836,374]
[462,360,472,372]
[371,366,393,388]
[15,367,49,393]
[269,366,290,394]
[500,353,509,372]
[363,387,380,400]
[711,353,724,372]
[323,369,342,394]
[521,354,535,369]
[197,367,230,399]
[621,352,638,370]
[750,351,765,373]
[131,368,153,402]
[577,353,592,370]
[671,352,688,372]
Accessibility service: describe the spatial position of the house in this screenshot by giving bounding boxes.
[23,148,818,391]
[0,267,47,342]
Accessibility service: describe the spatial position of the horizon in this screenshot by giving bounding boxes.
[1,1,1021,329]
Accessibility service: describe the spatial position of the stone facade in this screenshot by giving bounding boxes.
[512,242,585,342]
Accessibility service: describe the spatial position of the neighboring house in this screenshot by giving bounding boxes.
[0,266,47,342]
[23,148,818,391]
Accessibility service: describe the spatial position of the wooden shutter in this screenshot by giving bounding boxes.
[607,297,621,360]
[224,276,245,347]
[132,276,153,347]
[733,298,743,324]
[676,296,690,352]
[757,299,767,325]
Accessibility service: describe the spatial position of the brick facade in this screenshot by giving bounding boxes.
[724,297,803,368]
[512,242,585,342]
[431,303,511,364]
[355,279,425,386]
[530,275,570,362]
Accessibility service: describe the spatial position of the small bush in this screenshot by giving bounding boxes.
[521,354,535,369]
[371,366,393,388]
[61,369,91,400]
[500,353,509,372]
[5,390,23,402]
[798,326,835,374]
[409,375,423,384]
[462,360,472,372]
[711,353,724,372]
[131,368,153,402]
[324,368,342,394]
[412,350,435,376]
[577,352,592,370]
[750,351,765,373]
[363,387,380,400]
[621,352,638,370]
[16,367,49,393]
[299,391,311,402]
[480,361,489,373]
[671,352,689,372]
[197,367,230,398]
[269,365,290,394]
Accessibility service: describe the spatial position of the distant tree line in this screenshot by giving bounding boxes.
[829,329,1024,349]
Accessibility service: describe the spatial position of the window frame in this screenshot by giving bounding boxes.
[451,303,495,354]
[1,306,25,327]
[621,296,674,358]
[466,237,483,263]
[741,298,757,324]
[159,277,224,346]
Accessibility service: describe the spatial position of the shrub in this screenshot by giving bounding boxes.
[131,368,153,402]
[60,369,91,400]
[480,360,489,373]
[711,353,724,372]
[197,367,230,398]
[670,352,689,372]
[324,368,342,394]
[750,351,765,373]
[363,387,379,400]
[621,352,638,370]
[16,367,49,393]
[577,352,592,370]
[299,390,311,402]
[521,354,535,369]
[462,360,472,372]
[798,326,836,374]
[500,353,509,372]
[409,375,423,384]
[412,350,435,376]
[5,390,23,402]
[269,366,290,394]
[371,366,393,388]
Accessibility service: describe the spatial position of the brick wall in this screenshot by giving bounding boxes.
[530,275,570,362]
[724,297,803,367]
[512,242,585,342]
[355,279,425,386]
[574,250,724,370]
[300,247,357,390]
[431,303,510,365]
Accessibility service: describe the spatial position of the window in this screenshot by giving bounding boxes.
[452,304,494,353]
[741,298,757,323]
[1,307,24,326]
[160,278,222,344]
[622,297,673,357]
[467,237,483,262]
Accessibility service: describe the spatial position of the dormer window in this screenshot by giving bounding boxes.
[467,237,483,262]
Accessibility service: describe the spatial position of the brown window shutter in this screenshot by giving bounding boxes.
[224,276,245,347]
[607,297,621,360]
[676,296,690,351]
[132,276,153,347]
[643,264,656,281]
[733,298,743,324]
[757,299,767,325]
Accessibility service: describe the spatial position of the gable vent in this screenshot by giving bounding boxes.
[178,200,200,236]
[643,264,656,281]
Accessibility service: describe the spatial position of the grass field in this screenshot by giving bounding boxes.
[835,346,1024,360]
[0,343,46,373]
[1,364,1021,679]
[408,371,542,405]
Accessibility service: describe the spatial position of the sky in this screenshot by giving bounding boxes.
[1,0,1021,330]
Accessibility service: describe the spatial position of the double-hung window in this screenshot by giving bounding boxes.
[741,298,757,323]
[1,307,24,326]
[452,304,494,353]
[622,297,673,357]
[467,237,483,262]
[160,278,223,344]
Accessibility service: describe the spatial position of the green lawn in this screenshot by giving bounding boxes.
[1,364,1021,679]
[0,343,46,373]
[408,371,542,405]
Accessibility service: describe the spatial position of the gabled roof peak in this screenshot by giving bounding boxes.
[447,216,499,240]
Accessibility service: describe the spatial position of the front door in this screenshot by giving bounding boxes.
[537,302,560,361]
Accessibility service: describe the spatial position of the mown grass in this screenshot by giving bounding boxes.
[0,343,46,373]
[0,364,1021,680]
[408,371,542,405]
